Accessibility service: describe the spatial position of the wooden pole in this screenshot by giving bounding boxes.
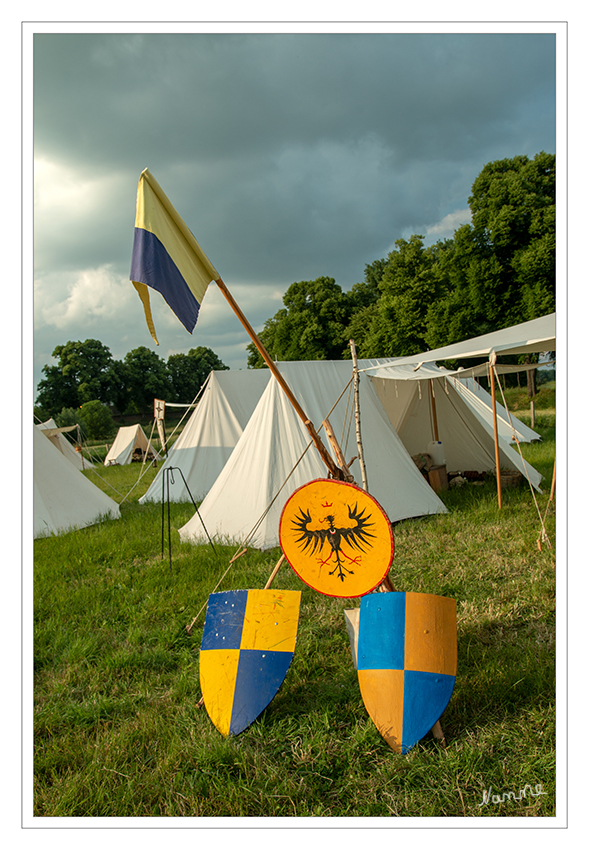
[489,359,503,510]
[264,554,286,589]
[215,278,343,480]
[322,417,354,482]
[349,340,369,492]
[429,380,440,442]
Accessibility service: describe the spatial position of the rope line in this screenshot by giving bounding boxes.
[491,363,552,548]
[186,374,356,628]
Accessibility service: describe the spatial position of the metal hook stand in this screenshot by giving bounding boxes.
[161,466,217,567]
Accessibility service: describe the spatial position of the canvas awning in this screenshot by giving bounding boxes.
[371,313,555,369]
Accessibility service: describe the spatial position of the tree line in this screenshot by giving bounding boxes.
[35,343,228,422]
[246,152,555,375]
[36,152,555,428]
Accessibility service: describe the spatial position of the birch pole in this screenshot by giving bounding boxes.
[349,339,368,492]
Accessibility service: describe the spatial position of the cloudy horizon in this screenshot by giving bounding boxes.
[31,28,557,397]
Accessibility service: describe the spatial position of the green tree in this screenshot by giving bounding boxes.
[422,153,555,391]
[467,151,555,323]
[342,260,387,357]
[104,359,132,417]
[123,347,173,416]
[247,277,352,367]
[359,236,443,358]
[78,400,114,440]
[35,339,116,415]
[423,225,505,350]
[54,407,88,440]
[167,347,228,403]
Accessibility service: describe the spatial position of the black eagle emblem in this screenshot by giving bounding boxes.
[291,502,376,581]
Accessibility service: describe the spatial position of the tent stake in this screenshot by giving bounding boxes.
[265,554,287,589]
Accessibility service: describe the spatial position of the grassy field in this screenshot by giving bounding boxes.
[33,413,556,819]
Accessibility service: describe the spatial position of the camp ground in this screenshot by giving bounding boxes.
[33,424,120,538]
[104,423,162,466]
[139,368,543,527]
[33,163,556,814]
[36,417,95,470]
[177,355,544,550]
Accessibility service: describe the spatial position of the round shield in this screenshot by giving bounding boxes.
[279,479,394,598]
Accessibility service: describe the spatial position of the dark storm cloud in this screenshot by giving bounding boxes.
[32,30,556,384]
[35,33,554,166]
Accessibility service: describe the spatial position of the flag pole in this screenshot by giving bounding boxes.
[214,277,343,480]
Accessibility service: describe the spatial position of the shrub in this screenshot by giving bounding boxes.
[78,400,114,440]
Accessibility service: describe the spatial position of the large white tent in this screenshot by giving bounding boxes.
[176,315,551,548]
[139,370,271,504]
[179,361,448,550]
[34,425,120,538]
[104,424,161,466]
[36,418,95,470]
[449,376,541,444]
[363,361,542,489]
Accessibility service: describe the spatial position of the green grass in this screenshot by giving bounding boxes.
[501,381,556,412]
[33,418,556,818]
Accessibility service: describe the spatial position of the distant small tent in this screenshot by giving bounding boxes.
[34,425,120,538]
[36,418,95,470]
[104,424,161,466]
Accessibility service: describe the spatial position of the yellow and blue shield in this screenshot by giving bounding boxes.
[355,591,457,753]
[199,589,301,736]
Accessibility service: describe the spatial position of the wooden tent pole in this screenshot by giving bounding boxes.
[322,418,354,482]
[429,380,440,442]
[489,358,503,510]
[215,278,342,480]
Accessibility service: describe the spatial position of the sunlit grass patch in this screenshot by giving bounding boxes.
[33,435,556,818]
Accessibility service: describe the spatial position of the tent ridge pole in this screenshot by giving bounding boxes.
[349,339,369,491]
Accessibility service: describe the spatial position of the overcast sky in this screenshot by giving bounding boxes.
[31,26,557,395]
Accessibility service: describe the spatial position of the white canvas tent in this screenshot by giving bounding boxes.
[179,361,448,550]
[363,361,542,490]
[34,425,120,538]
[385,313,556,369]
[449,376,541,444]
[36,418,95,470]
[104,424,161,466]
[139,370,271,503]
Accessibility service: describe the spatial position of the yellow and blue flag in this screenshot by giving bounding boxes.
[199,589,301,737]
[356,591,457,753]
[130,168,219,344]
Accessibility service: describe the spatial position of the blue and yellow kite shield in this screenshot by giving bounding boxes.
[356,591,457,753]
[199,589,301,736]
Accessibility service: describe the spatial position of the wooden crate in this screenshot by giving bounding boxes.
[427,464,448,493]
